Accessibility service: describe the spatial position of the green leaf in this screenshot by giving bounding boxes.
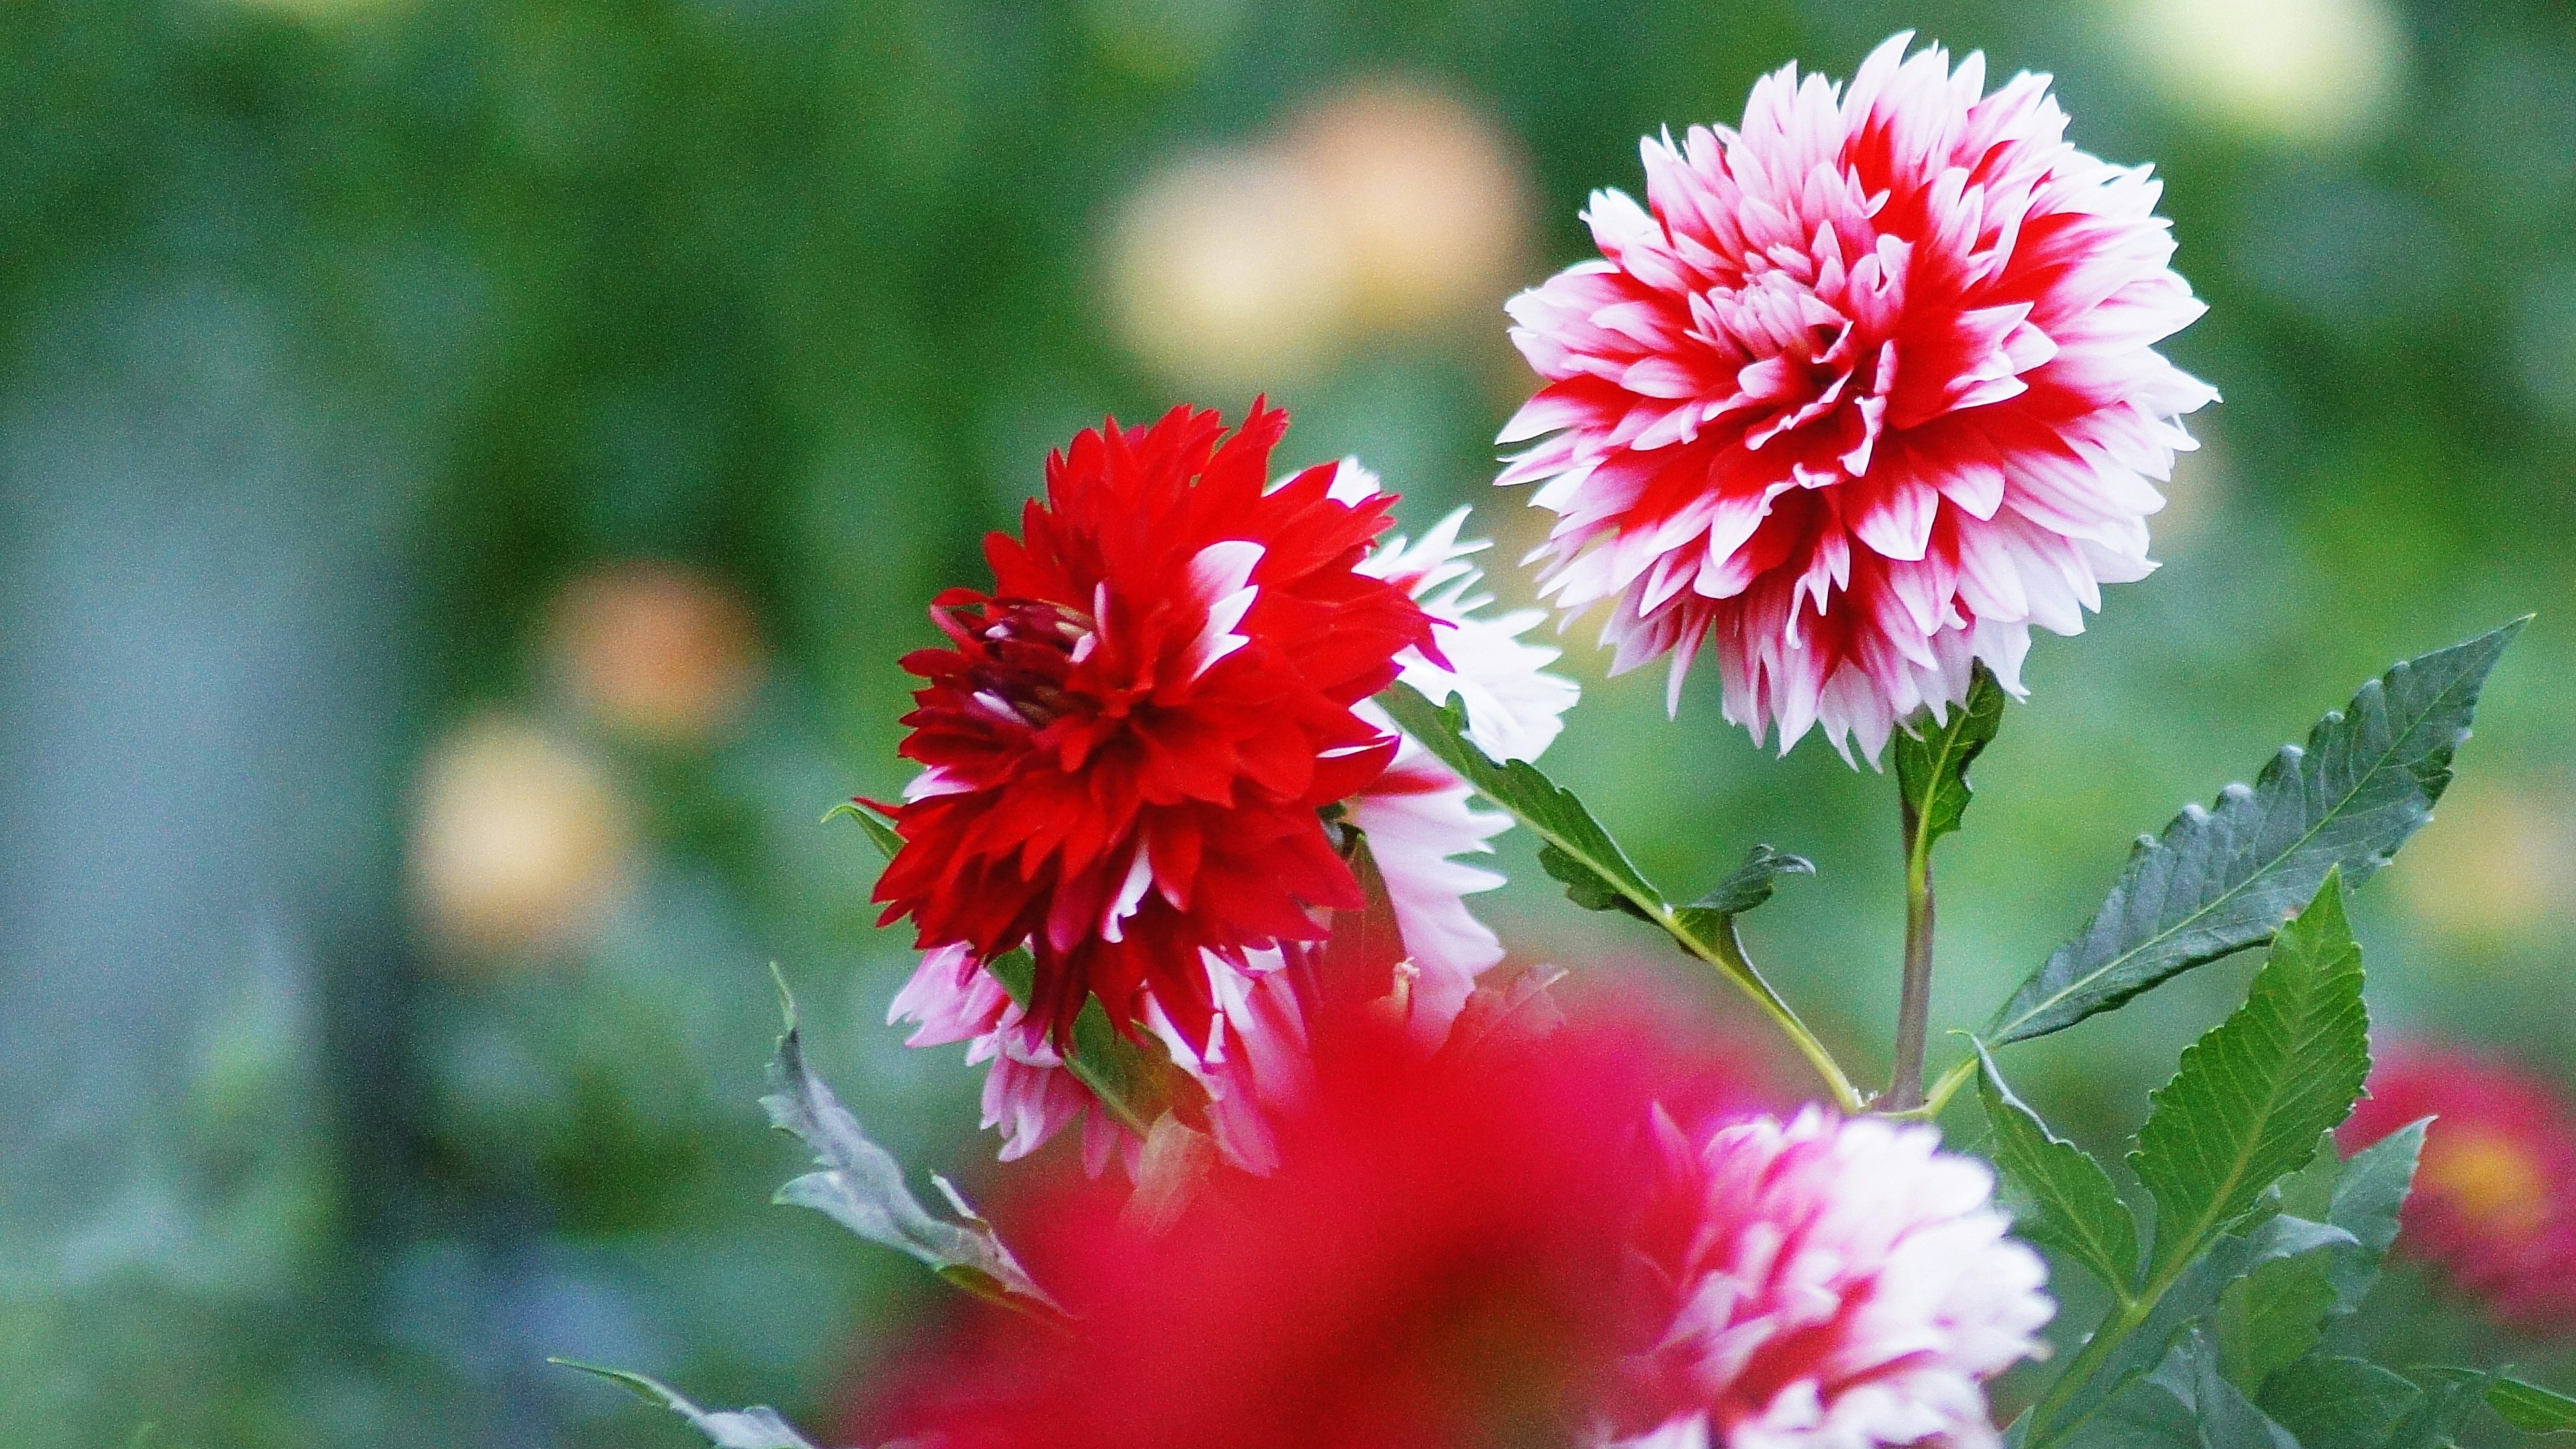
[762,975,1063,1317]
[549,1359,824,1449]
[2050,1214,2358,1443]
[1977,1042,2141,1295]
[2214,1247,2340,1393]
[2322,1120,2423,1313]
[2176,1328,2302,1449]
[2259,1356,2421,1449]
[1379,682,1666,921]
[824,799,906,861]
[2382,1368,2494,1449]
[1686,843,1816,916]
[2484,1374,2576,1434]
[1896,662,2007,853]
[2082,1375,2204,1449]
[2132,873,2371,1283]
[2208,1123,2423,1395]
[1990,620,2522,1044]
[1379,678,1864,1111]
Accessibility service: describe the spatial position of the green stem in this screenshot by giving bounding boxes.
[2023,1293,2150,1447]
[2025,1221,2218,1448]
[1888,1055,1978,1121]
[1671,910,1866,1112]
[1885,796,1938,1111]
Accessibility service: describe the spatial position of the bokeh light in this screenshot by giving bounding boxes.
[2114,0,2408,144]
[544,560,765,747]
[409,716,635,960]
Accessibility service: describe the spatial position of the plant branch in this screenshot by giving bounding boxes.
[1684,912,1866,1113]
[1886,793,1938,1110]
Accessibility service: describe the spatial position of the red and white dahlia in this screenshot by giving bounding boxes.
[1499,33,2216,758]
[881,418,1578,1175]
[1607,1108,2053,1449]
[1177,480,1580,1171]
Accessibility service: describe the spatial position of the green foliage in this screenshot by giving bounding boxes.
[2379,1367,2496,1449]
[761,977,1061,1318]
[824,798,907,861]
[549,1360,823,1449]
[2008,883,2406,1449]
[2131,874,2371,1283]
[2481,1375,2576,1434]
[1978,1042,2140,1296]
[2212,1246,2341,1392]
[2046,1212,2357,1443]
[2258,1356,2422,1449]
[1379,681,1664,922]
[1379,680,1858,1107]
[2318,1122,2424,1313]
[1990,621,2523,1044]
[1895,662,2006,854]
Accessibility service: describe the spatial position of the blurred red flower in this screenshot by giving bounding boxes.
[841,1010,2049,1449]
[848,1022,1662,1449]
[2343,1040,2576,1333]
[873,402,1435,1057]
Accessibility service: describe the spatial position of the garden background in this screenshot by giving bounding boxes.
[4,0,2573,1443]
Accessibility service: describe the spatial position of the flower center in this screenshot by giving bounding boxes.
[951,598,1097,730]
[1701,245,1901,478]
[2423,1128,2551,1237]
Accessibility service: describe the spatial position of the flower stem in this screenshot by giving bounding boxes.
[1684,910,1866,1113]
[1884,792,1938,1111]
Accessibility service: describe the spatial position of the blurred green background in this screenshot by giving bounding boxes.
[4,0,2573,1442]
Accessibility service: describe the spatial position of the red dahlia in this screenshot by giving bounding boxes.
[873,402,1436,1054]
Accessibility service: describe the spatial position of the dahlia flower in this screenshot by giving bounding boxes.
[2342,1042,2576,1332]
[874,402,1432,1060]
[1606,1108,2053,1449]
[1498,32,2215,758]
[889,459,1580,1175]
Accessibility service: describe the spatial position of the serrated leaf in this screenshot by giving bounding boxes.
[1687,843,1817,916]
[2133,873,2371,1283]
[2483,1374,2576,1433]
[1978,1042,2141,1295]
[762,979,1062,1316]
[2258,1356,2420,1449]
[551,1359,825,1449]
[1990,621,2522,1044]
[2323,1120,2422,1313]
[1379,679,1862,1110]
[1379,682,1665,920]
[1896,662,2007,853]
